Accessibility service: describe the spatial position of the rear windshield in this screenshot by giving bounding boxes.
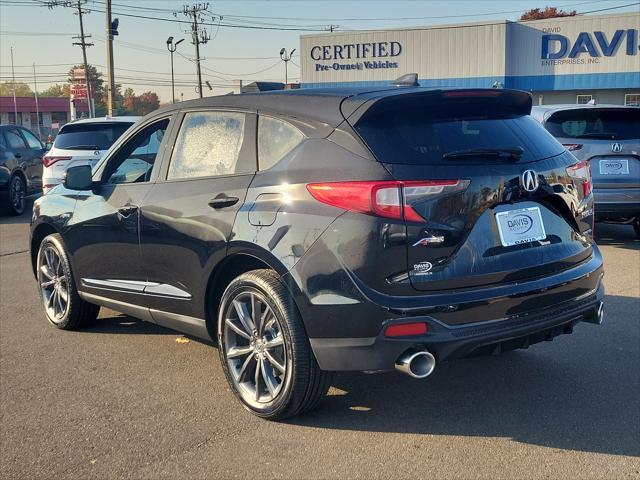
[54,122,133,150]
[545,108,640,141]
[353,95,564,165]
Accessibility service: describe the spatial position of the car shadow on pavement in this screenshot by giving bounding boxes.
[83,315,170,335]
[0,196,38,225]
[595,223,639,249]
[292,293,640,458]
[83,314,216,346]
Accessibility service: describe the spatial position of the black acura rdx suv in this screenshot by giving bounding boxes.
[30,85,604,419]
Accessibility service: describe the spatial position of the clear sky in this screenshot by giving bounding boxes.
[1,0,638,103]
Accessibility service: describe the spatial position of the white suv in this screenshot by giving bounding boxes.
[43,116,140,193]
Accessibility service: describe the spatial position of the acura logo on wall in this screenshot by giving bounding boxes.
[521,170,539,193]
[611,143,622,153]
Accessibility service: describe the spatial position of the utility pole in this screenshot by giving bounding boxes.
[10,47,17,124]
[46,1,94,118]
[182,3,210,99]
[33,63,42,140]
[72,0,94,118]
[105,0,117,116]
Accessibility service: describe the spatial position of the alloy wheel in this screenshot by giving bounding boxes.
[223,290,287,406]
[10,177,25,214]
[39,246,70,322]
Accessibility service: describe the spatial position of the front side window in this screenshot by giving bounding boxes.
[105,119,169,185]
[20,128,43,150]
[167,111,247,180]
[258,116,304,170]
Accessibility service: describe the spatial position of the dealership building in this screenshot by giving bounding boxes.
[300,12,640,106]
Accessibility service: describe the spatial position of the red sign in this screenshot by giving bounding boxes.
[70,84,87,98]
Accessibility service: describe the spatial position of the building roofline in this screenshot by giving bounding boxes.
[300,11,639,38]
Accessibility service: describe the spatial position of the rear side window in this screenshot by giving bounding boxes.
[353,95,564,164]
[545,108,640,140]
[258,116,304,170]
[167,111,248,180]
[54,122,133,150]
[4,128,27,150]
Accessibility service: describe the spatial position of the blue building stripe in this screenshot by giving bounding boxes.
[302,72,640,91]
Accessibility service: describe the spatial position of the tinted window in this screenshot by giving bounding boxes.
[168,111,247,180]
[106,119,169,185]
[54,122,133,150]
[20,128,43,149]
[258,116,304,170]
[354,96,564,164]
[545,108,640,140]
[4,129,27,150]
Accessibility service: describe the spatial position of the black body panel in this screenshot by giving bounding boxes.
[29,86,605,373]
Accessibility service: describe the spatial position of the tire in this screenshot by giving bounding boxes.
[36,233,100,329]
[217,269,332,420]
[634,218,640,239]
[3,175,26,216]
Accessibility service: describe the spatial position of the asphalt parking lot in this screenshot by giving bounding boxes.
[1,198,639,479]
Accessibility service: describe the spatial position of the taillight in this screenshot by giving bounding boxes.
[42,155,72,167]
[562,143,583,151]
[306,180,467,222]
[566,160,592,197]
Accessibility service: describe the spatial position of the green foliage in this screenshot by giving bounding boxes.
[0,82,33,96]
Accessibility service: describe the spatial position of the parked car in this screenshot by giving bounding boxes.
[0,124,45,215]
[30,86,604,420]
[532,104,640,237]
[42,116,140,193]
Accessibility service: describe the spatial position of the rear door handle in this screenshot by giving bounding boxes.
[117,204,139,217]
[208,195,239,209]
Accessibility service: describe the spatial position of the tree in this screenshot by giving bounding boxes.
[0,82,33,96]
[41,84,69,97]
[122,91,160,116]
[520,7,577,20]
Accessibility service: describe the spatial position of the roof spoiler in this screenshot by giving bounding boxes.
[391,73,419,87]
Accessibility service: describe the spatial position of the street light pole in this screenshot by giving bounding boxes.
[279,48,296,86]
[166,37,184,104]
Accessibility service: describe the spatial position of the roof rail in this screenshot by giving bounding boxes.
[391,73,419,87]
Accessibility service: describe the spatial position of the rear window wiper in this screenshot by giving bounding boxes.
[442,146,524,160]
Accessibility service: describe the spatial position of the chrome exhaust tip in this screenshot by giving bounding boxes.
[584,301,604,325]
[395,348,436,379]
[596,301,604,325]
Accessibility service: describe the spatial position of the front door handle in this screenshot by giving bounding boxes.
[208,195,239,209]
[117,204,139,217]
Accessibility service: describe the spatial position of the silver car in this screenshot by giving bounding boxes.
[532,104,640,237]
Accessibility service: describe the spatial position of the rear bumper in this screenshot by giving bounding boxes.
[593,187,640,218]
[306,249,605,371]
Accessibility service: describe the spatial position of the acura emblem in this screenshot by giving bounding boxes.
[521,170,539,193]
[611,143,622,153]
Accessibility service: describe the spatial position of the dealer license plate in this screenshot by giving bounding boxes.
[599,159,629,175]
[495,207,547,247]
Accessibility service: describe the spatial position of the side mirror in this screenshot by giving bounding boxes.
[45,142,53,150]
[64,165,93,190]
